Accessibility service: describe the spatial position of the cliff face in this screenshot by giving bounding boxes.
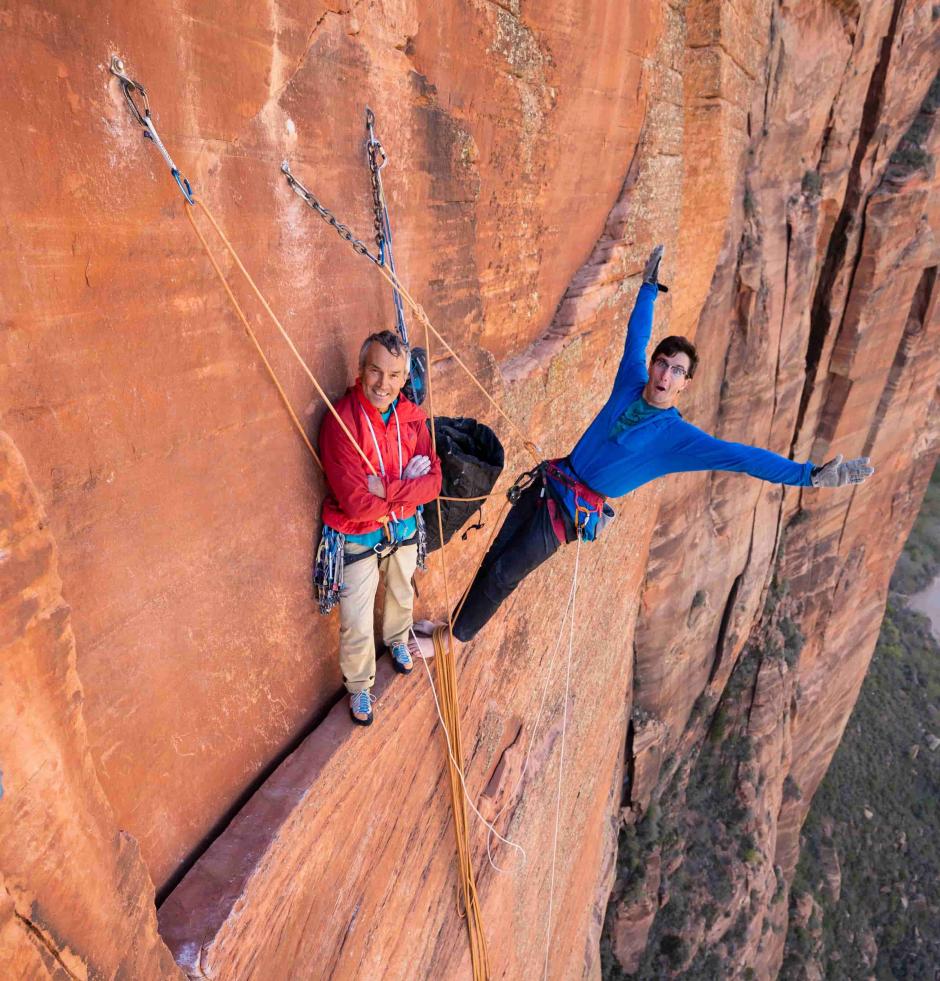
[0,434,180,980]
[0,1,937,979]
[612,0,940,974]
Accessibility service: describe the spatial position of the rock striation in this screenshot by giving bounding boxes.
[0,0,937,978]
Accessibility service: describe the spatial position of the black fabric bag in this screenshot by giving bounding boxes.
[424,416,505,553]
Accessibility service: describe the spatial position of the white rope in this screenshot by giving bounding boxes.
[411,627,527,866]
[408,531,585,885]
[482,547,581,872]
[543,533,581,980]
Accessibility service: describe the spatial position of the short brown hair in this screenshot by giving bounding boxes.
[651,335,699,378]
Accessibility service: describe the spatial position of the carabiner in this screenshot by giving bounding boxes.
[110,55,149,127]
[365,106,388,171]
[173,170,195,205]
[109,54,195,206]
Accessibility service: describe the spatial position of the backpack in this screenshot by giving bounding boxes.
[424,417,504,553]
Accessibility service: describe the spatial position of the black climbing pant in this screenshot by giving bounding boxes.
[452,478,568,642]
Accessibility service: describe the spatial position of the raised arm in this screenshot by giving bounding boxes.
[614,284,659,391]
[613,246,665,392]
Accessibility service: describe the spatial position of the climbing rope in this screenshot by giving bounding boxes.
[183,199,381,477]
[411,523,584,981]
[183,201,322,467]
[281,161,542,465]
[419,306,491,980]
[544,533,581,979]
[111,61,578,978]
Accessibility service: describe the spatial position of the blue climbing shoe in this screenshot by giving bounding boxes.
[349,690,376,726]
[389,640,414,675]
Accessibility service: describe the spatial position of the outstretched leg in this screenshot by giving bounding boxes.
[452,480,562,642]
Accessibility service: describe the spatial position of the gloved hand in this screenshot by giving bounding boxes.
[367,474,386,498]
[402,455,431,480]
[643,244,664,285]
[810,454,875,488]
[642,244,668,292]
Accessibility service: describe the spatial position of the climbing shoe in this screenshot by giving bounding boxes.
[643,244,669,292]
[389,640,414,675]
[349,690,376,726]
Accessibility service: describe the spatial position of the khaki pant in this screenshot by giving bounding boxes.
[340,542,418,693]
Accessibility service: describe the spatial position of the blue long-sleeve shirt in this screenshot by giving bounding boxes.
[554,283,813,537]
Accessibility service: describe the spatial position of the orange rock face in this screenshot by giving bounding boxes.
[0,434,180,979]
[0,0,937,978]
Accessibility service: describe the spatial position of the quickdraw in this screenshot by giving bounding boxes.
[109,55,194,204]
[283,108,428,405]
[366,108,419,395]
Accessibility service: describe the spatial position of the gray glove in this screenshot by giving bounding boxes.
[642,244,668,292]
[810,454,875,488]
[402,455,431,480]
[643,244,664,285]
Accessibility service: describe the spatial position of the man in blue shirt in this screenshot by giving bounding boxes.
[452,246,874,642]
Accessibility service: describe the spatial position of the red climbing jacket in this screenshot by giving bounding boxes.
[318,381,442,537]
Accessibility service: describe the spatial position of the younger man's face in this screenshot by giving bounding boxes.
[360,342,409,413]
[643,351,692,408]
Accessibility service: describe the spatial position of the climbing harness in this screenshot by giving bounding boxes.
[315,521,428,615]
[544,458,611,540]
[109,56,194,204]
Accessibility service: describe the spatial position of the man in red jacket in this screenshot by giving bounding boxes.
[319,331,442,725]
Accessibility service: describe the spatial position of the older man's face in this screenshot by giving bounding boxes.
[360,342,409,412]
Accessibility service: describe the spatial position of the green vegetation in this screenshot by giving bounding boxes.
[603,649,765,979]
[602,465,939,979]
[888,73,939,175]
[781,463,940,979]
[801,169,822,198]
[890,469,940,594]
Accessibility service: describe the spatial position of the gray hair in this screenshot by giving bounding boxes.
[358,330,411,375]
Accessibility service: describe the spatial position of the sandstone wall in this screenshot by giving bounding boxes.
[0,434,180,979]
[612,0,940,975]
[0,0,937,978]
[1,0,662,892]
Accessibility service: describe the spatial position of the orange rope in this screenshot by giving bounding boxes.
[185,204,322,468]
[424,309,491,980]
[368,261,541,466]
[185,198,379,477]
[437,492,503,502]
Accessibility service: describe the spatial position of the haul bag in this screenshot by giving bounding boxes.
[424,416,504,553]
